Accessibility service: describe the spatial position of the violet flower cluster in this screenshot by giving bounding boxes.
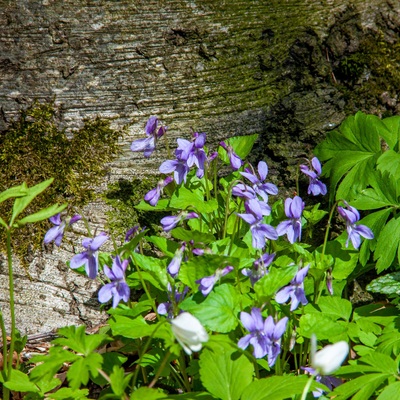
[238,308,288,366]
[300,157,327,196]
[276,196,305,244]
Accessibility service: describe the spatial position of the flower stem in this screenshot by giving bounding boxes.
[0,308,10,400]
[148,350,171,388]
[300,374,315,400]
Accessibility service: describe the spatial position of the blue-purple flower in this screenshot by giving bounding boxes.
[275,265,309,311]
[219,141,242,170]
[300,157,327,196]
[196,266,234,296]
[242,252,275,286]
[241,161,278,202]
[238,308,288,366]
[161,211,199,232]
[144,176,173,206]
[302,367,342,398]
[337,202,374,249]
[238,199,277,249]
[44,213,81,247]
[276,196,305,244]
[98,256,130,308]
[70,232,109,279]
[167,242,186,277]
[185,132,207,178]
[130,116,166,158]
[157,283,189,318]
[159,154,190,185]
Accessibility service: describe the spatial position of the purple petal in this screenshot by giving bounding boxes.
[86,254,98,279]
[238,334,252,350]
[289,196,304,219]
[145,116,158,136]
[250,308,265,331]
[69,214,82,225]
[293,265,310,285]
[70,252,88,270]
[159,159,178,174]
[49,213,62,225]
[98,283,113,303]
[44,225,64,245]
[240,311,257,332]
[241,171,259,185]
[250,336,268,358]
[89,232,109,251]
[275,286,293,304]
[273,317,288,340]
[311,157,322,175]
[258,224,278,241]
[238,213,258,226]
[130,136,154,152]
[354,224,374,240]
[276,220,292,236]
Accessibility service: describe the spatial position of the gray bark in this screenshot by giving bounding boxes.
[0,0,399,334]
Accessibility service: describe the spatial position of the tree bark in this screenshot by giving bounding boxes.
[0,0,399,334]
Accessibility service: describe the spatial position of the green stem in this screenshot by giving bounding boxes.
[148,350,171,388]
[0,308,9,400]
[300,374,315,400]
[178,352,192,392]
[6,229,16,378]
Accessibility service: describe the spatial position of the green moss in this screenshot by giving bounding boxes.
[104,176,167,238]
[0,101,122,264]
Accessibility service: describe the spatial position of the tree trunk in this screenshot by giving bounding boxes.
[0,0,399,334]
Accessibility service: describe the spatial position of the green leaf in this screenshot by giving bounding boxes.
[130,252,168,289]
[240,375,318,400]
[10,178,54,225]
[16,202,67,226]
[47,387,89,400]
[374,216,400,273]
[170,185,204,211]
[254,265,298,302]
[109,365,132,397]
[171,228,215,244]
[377,150,400,177]
[381,114,400,149]
[180,284,240,333]
[218,134,258,165]
[0,182,28,204]
[303,203,327,225]
[130,387,167,399]
[109,315,158,339]
[367,272,400,296]
[67,352,103,389]
[299,313,347,340]
[135,199,170,211]
[377,381,400,399]
[317,296,352,321]
[4,369,39,393]
[199,339,254,400]
[91,352,128,386]
[146,236,180,257]
[375,323,400,356]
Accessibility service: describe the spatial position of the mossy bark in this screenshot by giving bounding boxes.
[0,0,399,334]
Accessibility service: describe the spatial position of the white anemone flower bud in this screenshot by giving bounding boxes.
[311,334,349,375]
[171,312,209,355]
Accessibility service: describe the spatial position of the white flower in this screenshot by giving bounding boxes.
[171,312,209,355]
[311,334,349,375]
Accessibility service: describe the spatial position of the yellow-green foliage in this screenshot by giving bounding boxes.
[0,101,122,262]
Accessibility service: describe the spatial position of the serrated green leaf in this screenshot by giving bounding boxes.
[180,284,240,333]
[299,313,347,340]
[381,115,400,149]
[375,324,400,356]
[199,339,253,400]
[240,375,319,400]
[109,315,157,339]
[317,296,352,321]
[47,387,89,400]
[130,252,168,289]
[374,217,400,273]
[377,150,400,177]
[130,387,167,399]
[16,202,67,226]
[67,352,102,389]
[377,381,400,399]
[254,265,297,302]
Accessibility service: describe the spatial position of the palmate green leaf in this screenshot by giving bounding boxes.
[67,352,103,390]
[317,296,352,321]
[16,202,67,226]
[218,134,258,165]
[377,150,400,177]
[374,216,400,273]
[381,115,400,149]
[199,338,254,400]
[180,284,240,333]
[254,265,297,302]
[240,375,320,400]
[10,178,54,225]
[375,323,400,356]
[315,112,383,202]
[91,352,128,386]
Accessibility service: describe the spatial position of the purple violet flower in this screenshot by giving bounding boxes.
[242,252,275,286]
[232,183,256,199]
[44,213,81,247]
[186,133,207,178]
[276,196,305,244]
[125,225,140,242]
[130,116,166,158]
[70,232,109,279]
[300,157,327,196]
[167,242,186,277]
[157,283,189,318]
[241,161,278,202]
[196,266,234,296]
[161,211,199,232]
[302,367,343,398]
[159,153,190,185]
[275,265,309,311]
[219,141,242,170]
[144,176,173,206]
[98,256,130,308]
[238,308,288,366]
[337,202,374,249]
[238,199,277,249]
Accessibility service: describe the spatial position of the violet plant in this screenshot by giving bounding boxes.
[4,112,400,399]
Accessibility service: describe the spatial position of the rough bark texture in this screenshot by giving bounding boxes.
[0,0,399,334]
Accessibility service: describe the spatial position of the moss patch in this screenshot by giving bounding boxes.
[0,101,122,264]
